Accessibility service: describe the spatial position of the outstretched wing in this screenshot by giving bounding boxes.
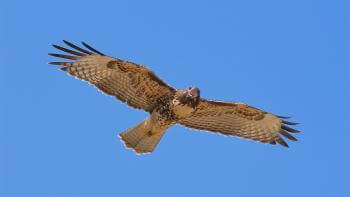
[49,40,175,112]
[178,99,300,147]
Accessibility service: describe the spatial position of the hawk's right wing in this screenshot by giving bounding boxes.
[179,99,300,147]
[49,40,176,112]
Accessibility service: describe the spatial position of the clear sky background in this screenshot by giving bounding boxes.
[1,0,348,196]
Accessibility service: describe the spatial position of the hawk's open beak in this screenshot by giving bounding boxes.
[188,88,199,98]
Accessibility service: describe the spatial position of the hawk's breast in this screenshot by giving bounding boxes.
[172,101,196,118]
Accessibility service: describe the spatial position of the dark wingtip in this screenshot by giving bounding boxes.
[60,67,68,71]
[279,130,298,141]
[282,120,300,125]
[281,125,301,133]
[62,40,71,46]
[48,53,79,60]
[276,137,289,148]
[277,115,291,119]
[52,44,60,50]
[49,61,66,65]
[81,41,105,56]
[63,40,93,55]
[51,44,85,56]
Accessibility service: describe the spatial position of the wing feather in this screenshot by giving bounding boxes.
[63,40,92,55]
[179,99,300,147]
[49,40,175,112]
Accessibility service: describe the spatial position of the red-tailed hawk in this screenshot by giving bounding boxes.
[49,40,301,154]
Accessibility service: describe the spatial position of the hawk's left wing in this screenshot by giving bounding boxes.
[178,99,300,147]
[49,40,175,112]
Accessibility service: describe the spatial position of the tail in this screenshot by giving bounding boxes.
[119,119,166,154]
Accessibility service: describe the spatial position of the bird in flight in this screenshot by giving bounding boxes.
[49,40,301,154]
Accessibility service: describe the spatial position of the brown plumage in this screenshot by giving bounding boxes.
[49,40,301,154]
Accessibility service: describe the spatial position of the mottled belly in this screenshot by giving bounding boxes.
[173,104,195,118]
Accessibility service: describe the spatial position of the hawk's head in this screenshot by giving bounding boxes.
[178,87,200,108]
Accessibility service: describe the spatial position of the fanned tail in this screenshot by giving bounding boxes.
[119,119,166,154]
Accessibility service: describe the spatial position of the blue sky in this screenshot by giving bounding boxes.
[1,0,348,196]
